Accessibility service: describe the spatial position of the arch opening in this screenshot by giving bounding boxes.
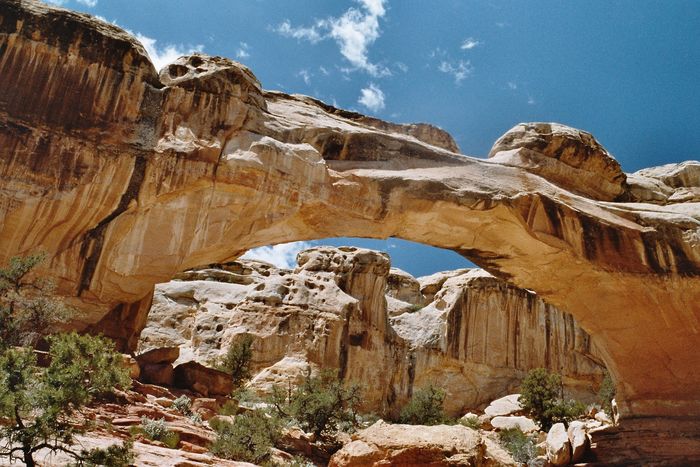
[135,237,609,417]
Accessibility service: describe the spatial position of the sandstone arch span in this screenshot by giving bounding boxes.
[1,0,699,433]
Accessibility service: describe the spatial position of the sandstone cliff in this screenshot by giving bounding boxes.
[138,246,605,416]
[1,1,700,454]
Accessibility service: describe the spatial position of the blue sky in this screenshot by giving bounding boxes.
[53,0,700,277]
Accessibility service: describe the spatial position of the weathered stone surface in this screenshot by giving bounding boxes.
[135,346,180,366]
[546,423,571,466]
[173,362,233,396]
[1,2,700,449]
[488,122,627,200]
[392,270,605,408]
[627,161,700,204]
[567,420,589,463]
[329,420,516,467]
[139,363,174,387]
[139,247,604,416]
[387,267,423,305]
[490,416,539,434]
[483,394,524,418]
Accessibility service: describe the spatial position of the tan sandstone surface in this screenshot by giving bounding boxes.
[1,1,700,461]
[137,246,605,416]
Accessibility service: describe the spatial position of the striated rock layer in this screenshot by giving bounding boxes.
[1,0,700,447]
[138,247,605,415]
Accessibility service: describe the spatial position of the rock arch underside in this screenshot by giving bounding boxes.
[1,1,700,461]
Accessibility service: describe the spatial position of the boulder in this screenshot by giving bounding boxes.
[567,420,590,463]
[135,347,180,366]
[488,122,626,200]
[139,363,174,387]
[546,423,571,466]
[491,415,539,433]
[329,420,516,466]
[173,361,233,396]
[484,394,523,418]
[122,354,141,379]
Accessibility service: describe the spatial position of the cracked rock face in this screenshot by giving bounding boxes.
[1,0,700,431]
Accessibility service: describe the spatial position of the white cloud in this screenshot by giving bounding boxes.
[319,65,330,76]
[507,81,517,90]
[46,0,97,6]
[274,19,324,43]
[241,241,311,269]
[297,69,312,85]
[395,61,408,73]
[235,42,250,59]
[358,83,385,112]
[460,38,480,50]
[438,60,472,84]
[273,0,389,77]
[135,33,203,71]
[527,96,536,105]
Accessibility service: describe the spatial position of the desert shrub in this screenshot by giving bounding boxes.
[498,428,537,464]
[0,333,131,466]
[288,455,315,466]
[398,385,448,425]
[519,368,585,431]
[189,412,203,425]
[459,414,481,430]
[173,395,192,415]
[140,417,180,449]
[71,440,134,467]
[598,371,616,415]
[216,335,254,388]
[269,369,362,438]
[210,410,281,464]
[0,253,73,349]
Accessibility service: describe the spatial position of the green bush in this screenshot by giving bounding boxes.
[0,253,72,349]
[519,368,585,431]
[216,335,254,388]
[459,414,481,430]
[269,369,361,438]
[598,371,616,415]
[71,440,134,467]
[398,385,448,425]
[140,417,180,449]
[0,333,131,466]
[498,428,537,464]
[173,395,192,415]
[210,411,281,464]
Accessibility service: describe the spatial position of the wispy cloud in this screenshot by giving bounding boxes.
[235,42,250,60]
[438,60,472,84]
[47,0,98,6]
[135,34,204,71]
[275,20,325,43]
[460,38,480,50]
[241,241,311,269]
[527,95,536,105]
[273,0,389,77]
[358,83,385,112]
[297,69,312,85]
[507,81,517,90]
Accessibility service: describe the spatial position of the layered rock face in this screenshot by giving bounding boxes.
[1,0,700,445]
[139,246,605,415]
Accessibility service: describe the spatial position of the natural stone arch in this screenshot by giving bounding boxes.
[1,1,699,440]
